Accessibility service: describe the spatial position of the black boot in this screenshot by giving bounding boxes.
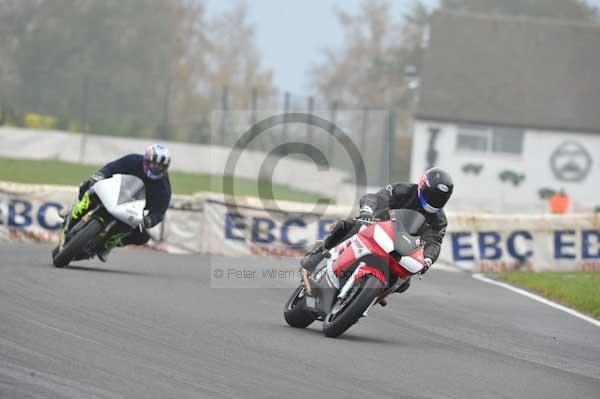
[97,247,112,263]
[300,241,330,271]
[395,279,411,294]
[301,219,356,271]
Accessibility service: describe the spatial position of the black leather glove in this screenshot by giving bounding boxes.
[143,215,153,229]
[357,206,374,222]
[79,172,104,199]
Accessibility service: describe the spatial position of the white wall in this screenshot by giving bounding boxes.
[0,127,358,204]
[411,120,600,213]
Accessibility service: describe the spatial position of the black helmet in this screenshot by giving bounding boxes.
[417,167,453,213]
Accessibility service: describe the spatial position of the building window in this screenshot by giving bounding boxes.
[456,125,523,155]
[492,128,524,155]
[456,127,488,152]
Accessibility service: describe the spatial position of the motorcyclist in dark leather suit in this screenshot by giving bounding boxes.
[301,167,453,292]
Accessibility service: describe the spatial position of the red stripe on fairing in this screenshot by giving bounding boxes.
[410,247,424,264]
[386,247,425,276]
[353,265,387,285]
[380,220,394,238]
[387,253,413,278]
[333,241,357,277]
[387,247,424,277]
[360,221,394,244]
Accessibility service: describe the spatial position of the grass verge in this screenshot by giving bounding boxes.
[0,157,327,202]
[498,271,600,319]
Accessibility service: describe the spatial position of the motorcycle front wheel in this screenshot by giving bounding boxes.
[322,275,383,338]
[283,284,316,328]
[52,219,103,268]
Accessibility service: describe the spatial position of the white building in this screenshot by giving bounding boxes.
[410,12,600,213]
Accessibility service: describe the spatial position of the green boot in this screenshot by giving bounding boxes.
[59,192,92,247]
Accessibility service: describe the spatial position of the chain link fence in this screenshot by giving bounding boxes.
[1,87,403,186]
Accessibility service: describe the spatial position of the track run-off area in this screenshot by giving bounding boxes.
[1,243,599,399]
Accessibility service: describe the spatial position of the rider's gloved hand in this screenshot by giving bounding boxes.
[79,172,104,199]
[421,258,433,274]
[357,206,374,223]
[143,215,153,229]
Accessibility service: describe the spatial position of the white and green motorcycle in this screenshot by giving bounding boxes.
[52,174,146,267]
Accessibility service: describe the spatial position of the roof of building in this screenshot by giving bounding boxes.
[416,11,600,133]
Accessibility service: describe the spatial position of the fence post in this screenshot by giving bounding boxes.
[328,100,339,166]
[78,75,90,163]
[282,91,291,154]
[381,110,396,185]
[158,77,172,140]
[218,85,229,146]
[250,87,260,150]
[306,96,314,157]
[359,108,369,158]
[251,87,258,126]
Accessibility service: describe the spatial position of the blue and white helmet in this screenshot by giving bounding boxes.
[143,143,171,180]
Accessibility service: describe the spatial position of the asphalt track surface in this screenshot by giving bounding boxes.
[1,243,599,399]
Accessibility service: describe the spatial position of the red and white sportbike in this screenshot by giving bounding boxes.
[284,209,428,338]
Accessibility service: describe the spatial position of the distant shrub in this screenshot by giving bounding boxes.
[67,122,81,132]
[24,113,57,130]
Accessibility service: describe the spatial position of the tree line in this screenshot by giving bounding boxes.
[0,0,274,141]
[0,0,596,147]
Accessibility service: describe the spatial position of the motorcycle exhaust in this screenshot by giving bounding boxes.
[302,269,313,295]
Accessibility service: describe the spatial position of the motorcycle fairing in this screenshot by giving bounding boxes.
[93,174,146,228]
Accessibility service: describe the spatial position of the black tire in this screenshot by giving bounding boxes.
[322,275,383,338]
[284,284,316,328]
[52,219,103,268]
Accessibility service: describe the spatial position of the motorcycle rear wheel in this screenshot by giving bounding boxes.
[322,275,383,338]
[284,284,316,328]
[52,219,103,268]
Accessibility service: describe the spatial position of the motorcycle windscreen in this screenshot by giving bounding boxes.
[389,209,426,254]
[117,175,146,204]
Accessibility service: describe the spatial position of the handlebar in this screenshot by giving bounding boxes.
[353,218,373,224]
[352,218,379,225]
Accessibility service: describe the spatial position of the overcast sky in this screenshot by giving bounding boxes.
[206,0,599,97]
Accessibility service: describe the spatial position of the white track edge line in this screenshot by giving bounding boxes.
[472,273,600,329]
